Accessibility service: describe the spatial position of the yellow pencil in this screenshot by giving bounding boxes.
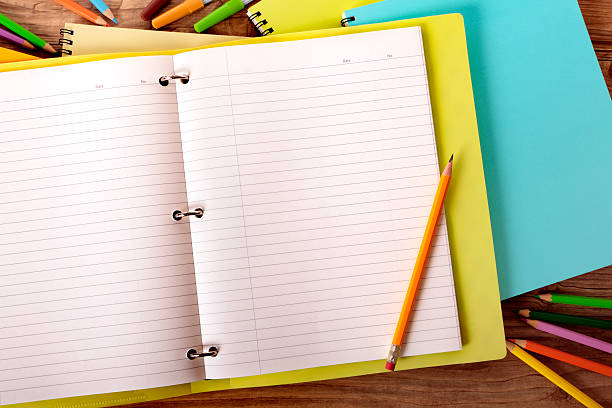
[385,154,453,371]
[506,341,603,408]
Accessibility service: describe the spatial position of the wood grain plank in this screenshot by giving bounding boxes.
[579,0,612,59]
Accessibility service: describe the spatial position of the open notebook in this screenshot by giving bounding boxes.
[0,26,461,405]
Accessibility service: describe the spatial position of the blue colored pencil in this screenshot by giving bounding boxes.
[88,0,117,23]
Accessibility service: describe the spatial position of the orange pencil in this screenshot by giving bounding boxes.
[509,339,612,379]
[54,0,109,26]
[385,154,454,371]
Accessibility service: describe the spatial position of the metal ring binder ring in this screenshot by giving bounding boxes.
[159,74,190,86]
[59,28,74,35]
[187,346,219,360]
[261,27,274,36]
[172,208,204,221]
[58,38,73,45]
[340,16,356,26]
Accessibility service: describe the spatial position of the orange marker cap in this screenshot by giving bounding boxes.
[152,0,205,29]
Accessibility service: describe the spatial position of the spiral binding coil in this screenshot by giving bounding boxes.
[172,208,204,221]
[159,74,190,86]
[186,346,219,360]
[58,28,75,55]
[340,16,356,26]
[248,10,275,36]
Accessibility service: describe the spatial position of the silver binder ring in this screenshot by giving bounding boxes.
[159,74,190,86]
[187,346,219,360]
[172,208,204,221]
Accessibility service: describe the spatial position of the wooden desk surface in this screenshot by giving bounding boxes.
[1,0,611,406]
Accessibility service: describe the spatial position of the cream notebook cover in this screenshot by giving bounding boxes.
[0,26,462,405]
[59,24,244,56]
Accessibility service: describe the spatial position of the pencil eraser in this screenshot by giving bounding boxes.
[385,361,396,371]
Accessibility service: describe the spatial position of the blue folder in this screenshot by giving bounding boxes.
[344,0,612,299]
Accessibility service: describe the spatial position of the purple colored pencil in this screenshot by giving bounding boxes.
[0,26,35,50]
[523,318,612,354]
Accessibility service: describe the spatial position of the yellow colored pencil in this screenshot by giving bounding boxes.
[506,341,603,408]
[385,155,453,371]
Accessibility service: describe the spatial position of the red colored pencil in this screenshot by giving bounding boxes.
[509,338,612,378]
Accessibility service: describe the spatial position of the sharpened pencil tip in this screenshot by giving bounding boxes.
[112,18,118,23]
[534,294,541,299]
[42,43,57,54]
[449,154,453,162]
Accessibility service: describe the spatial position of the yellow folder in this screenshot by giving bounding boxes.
[2,13,504,408]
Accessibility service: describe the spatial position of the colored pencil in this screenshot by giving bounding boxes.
[385,155,454,371]
[509,338,612,378]
[54,0,109,26]
[0,26,34,50]
[0,12,56,53]
[152,0,212,29]
[536,293,612,310]
[516,309,612,330]
[522,318,612,354]
[506,341,603,408]
[88,0,118,23]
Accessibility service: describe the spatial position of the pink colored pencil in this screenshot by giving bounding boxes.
[522,318,612,354]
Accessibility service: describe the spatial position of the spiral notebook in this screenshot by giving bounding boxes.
[58,24,244,56]
[246,0,376,35]
[0,26,464,405]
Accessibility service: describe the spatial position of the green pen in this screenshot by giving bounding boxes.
[194,0,255,33]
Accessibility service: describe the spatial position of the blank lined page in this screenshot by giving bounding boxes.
[0,57,204,405]
[174,26,461,379]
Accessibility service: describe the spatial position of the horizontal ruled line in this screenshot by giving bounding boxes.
[0,81,166,105]
[179,93,427,124]
[0,146,182,173]
[0,120,181,147]
[0,282,195,309]
[1,334,200,362]
[228,64,424,86]
[1,367,201,393]
[0,323,201,352]
[228,73,426,98]
[1,300,199,329]
[0,345,200,374]
[0,101,178,125]
[0,112,177,135]
[0,312,200,341]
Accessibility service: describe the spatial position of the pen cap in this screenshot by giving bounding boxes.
[194,0,243,32]
[152,0,204,29]
[141,0,171,20]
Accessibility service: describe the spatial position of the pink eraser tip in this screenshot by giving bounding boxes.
[385,361,396,371]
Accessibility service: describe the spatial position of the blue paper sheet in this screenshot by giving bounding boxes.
[344,0,612,299]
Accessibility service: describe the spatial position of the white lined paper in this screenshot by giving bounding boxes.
[0,56,204,405]
[174,27,460,378]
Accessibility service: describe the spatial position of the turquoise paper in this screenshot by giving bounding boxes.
[345,0,612,299]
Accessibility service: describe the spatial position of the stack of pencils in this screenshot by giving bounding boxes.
[508,293,612,408]
[0,0,118,56]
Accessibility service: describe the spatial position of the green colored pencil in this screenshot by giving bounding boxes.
[517,309,612,330]
[0,12,56,53]
[536,293,612,309]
